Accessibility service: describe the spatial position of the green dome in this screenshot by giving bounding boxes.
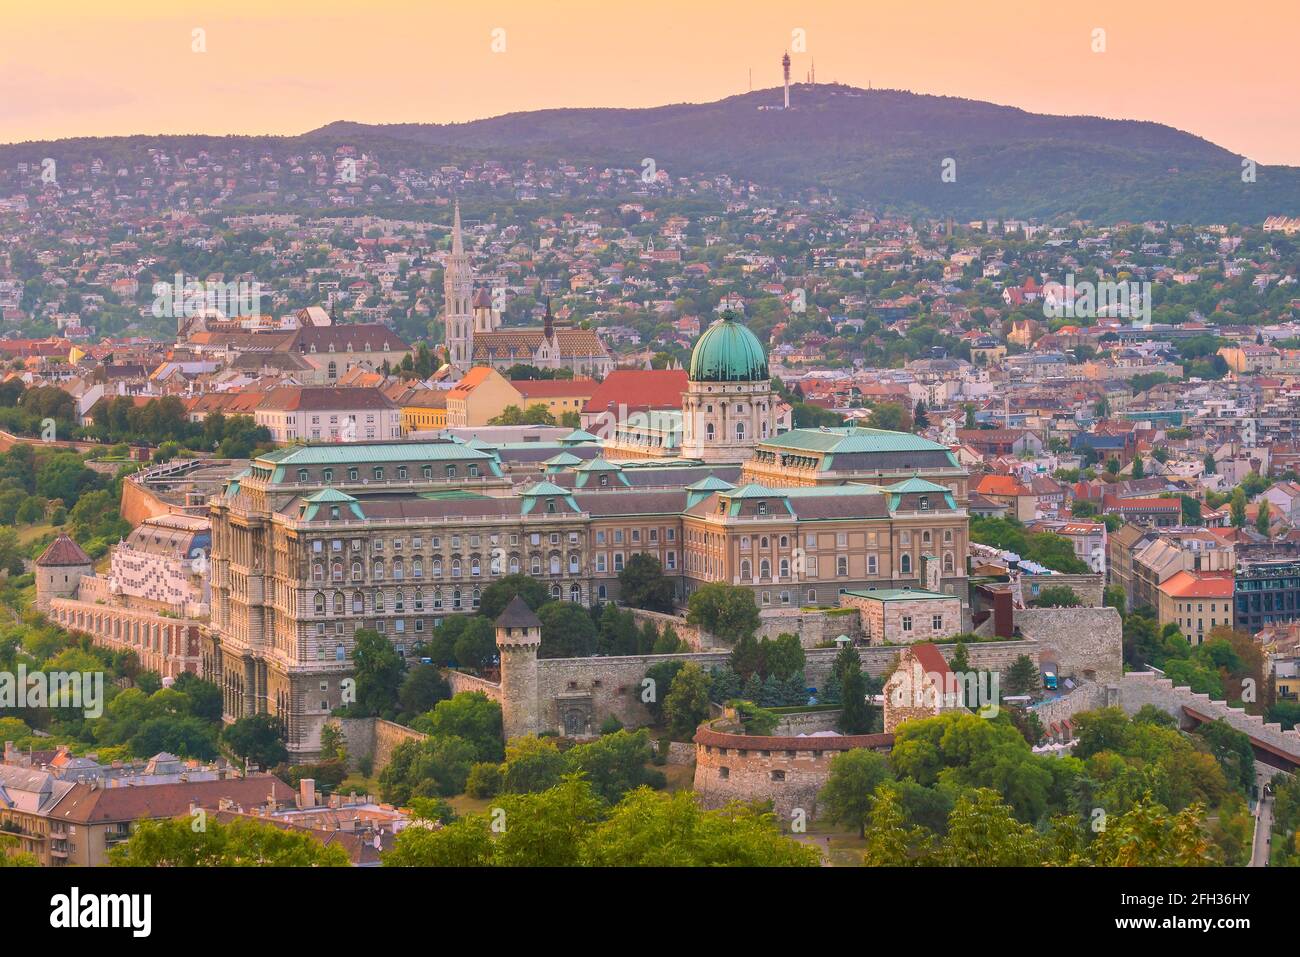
[688,315,769,383]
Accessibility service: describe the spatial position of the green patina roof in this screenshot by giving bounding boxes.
[684,475,736,491]
[543,452,584,467]
[418,489,492,500]
[522,480,574,496]
[886,476,954,494]
[762,427,951,455]
[300,487,365,521]
[844,588,953,602]
[257,442,497,466]
[560,429,601,444]
[520,481,580,515]
[726,483,782,499]
[302,487,359,503]
[688,314,769,383]
[573,456,622,472]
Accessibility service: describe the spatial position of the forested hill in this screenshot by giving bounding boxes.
[7,84,1297,223]
[305,85,1299,222]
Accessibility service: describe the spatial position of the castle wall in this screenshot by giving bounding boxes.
[692,724,893,823]
[337,717,428,775]
[1119,671,1300,763]
[520,640,1039,735]
[1011,606,1123,682]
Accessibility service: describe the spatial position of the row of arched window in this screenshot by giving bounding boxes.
[312,552,582,583]
[310,582,587,617]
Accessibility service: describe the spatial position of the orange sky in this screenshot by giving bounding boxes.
[3,0,1297,164]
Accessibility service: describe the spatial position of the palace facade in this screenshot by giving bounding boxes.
[204,430,969,757]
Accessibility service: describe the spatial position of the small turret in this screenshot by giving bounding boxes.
[495,595,542,739]
[34,533,93,610]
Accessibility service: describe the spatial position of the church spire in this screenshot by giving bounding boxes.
[443,198,475,372]
[451,200,464,257]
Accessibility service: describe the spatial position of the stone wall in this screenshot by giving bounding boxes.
[444,669,504,702]
[839,591,961,646]
[336,716,427,775]
[772,709,842,736]
[626,608,710,650]
[1011,606,1123,683]
[625,606,862,651]
[120,475,177,527]
[1120,671,1300,763]
[692,723,893,823]
[1028,681,1114,735]
[521,641,1037,737]
[756,608,863,647]
[1022,572,1104,608]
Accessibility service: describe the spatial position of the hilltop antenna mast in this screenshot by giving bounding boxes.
[782,50,791,109]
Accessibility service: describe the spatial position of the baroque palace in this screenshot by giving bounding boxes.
[204,319,971,757]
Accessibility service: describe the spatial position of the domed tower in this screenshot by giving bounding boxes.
[34,533,93,611]
[680,313,778,463]
[495,595,542,740]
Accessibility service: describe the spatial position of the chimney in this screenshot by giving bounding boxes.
[299,778,317,809]
[992,589,1014,639]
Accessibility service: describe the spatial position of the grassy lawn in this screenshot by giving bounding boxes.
[338,774,380,798]
[447,793,497,816]
[804,820,868,866]
[659,762,695,793]
[16,522,55,547]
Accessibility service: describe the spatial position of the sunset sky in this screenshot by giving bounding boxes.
[3,0,1297,164]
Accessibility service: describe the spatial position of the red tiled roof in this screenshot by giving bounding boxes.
[1160,570,1235,599]
[35,533,91,567]
[583,369,687,414]
[51,774,295,825]
[975,474,1029,497]
[510,378,598,400]
[909,643,954,679]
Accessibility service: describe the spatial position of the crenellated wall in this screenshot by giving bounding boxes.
[692,722,893,822]
[1120,671,1300,764]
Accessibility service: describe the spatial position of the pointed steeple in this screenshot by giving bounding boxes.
[451,200,464,257]
[544,297,554,340]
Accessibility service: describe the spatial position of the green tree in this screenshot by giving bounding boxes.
[565,728,663,803]
[819,750,894,837]
[398,665,451,717]
[618,552,676,612]
[663,662,711,740]
[1230,487,1247,528]
[538,601,598,658]
[479,574,549,620]
[642,659,684,723]
[581,788,820,867]
[867,402,911,432]
[500,734,567,794]
[221,713,288,770]
[935,788,1048,866]
[1032,585,1082,608]
[451,617,498,672]
[351,628,404,716]
[1256,499,1272,536]
[837,649,874,734]
[109,816,350,867]
[415,692,505,762]
[686,582,760,643]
